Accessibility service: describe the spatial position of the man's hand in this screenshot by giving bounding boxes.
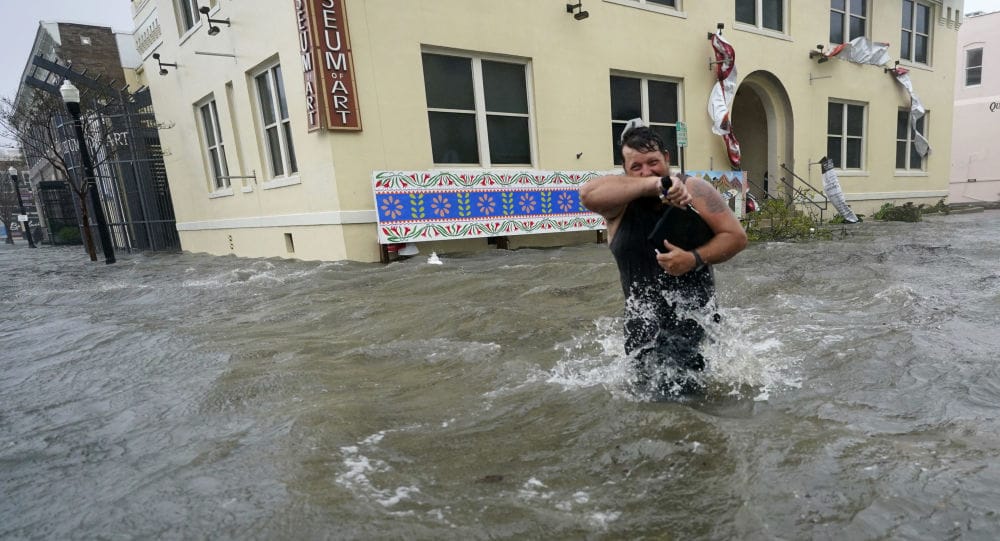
[655,240,698,276]
[661,176,692,208]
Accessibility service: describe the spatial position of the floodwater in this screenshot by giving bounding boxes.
[2,210,999,540]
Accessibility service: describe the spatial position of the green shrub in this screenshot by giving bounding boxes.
[55,226,83,244]
[744,199,831,242]
[921,198,950,215]
[872,202,922,222]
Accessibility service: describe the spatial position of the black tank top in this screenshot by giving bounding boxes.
[609,198,716,354]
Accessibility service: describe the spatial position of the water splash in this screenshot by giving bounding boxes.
[335,430,422,508]
[547,301,801,401]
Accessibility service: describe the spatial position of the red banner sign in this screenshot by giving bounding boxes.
[296,0,361,131]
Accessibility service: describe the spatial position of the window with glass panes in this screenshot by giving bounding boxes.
[421,52,532,166]
[177,0,218,32]
[254,64,298,178]
[176,0,199,32]
[830,0,866,44]
[901,0,931,64]
[896,110,926,171]
[966,48,983,86]
[735,0,784,32]
[610,75,679,166]
[827,101,865,169]
[198,98,229,189]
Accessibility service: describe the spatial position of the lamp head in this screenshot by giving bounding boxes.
[59,80,80,104]
[8,166,16,177]
[159,68,169,76]
[574,10,589,20]
[199,6,211,15]
[208,25,220,36]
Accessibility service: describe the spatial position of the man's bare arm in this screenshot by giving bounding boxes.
[687,178,748,265]
[579,175,659,220]
[580,175,690,219]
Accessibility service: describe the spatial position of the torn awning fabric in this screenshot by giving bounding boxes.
[708,31,741,169]
[820,157,859,223]
[824,36,892,66]
[824,36,930,157]
[889,66,930,157]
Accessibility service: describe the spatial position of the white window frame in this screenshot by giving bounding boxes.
[965,47,983,86]
[609,73,683,167]
[252,62,298,181]
[604,0,681,14]
[197,97,230,191]
[895,109,927,172]
[175,0,200,34]
[901,0,932,65]
[829,0,868,44]
[827,100,867,171]
[422,50,536,168]
[734,0,787,35]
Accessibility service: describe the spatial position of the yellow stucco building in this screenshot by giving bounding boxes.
[131,0,962,262]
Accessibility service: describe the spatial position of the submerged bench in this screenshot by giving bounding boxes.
[372,169,747,257]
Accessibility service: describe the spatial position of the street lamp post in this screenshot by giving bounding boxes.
[7,167,36,248]
[60,80,115,264]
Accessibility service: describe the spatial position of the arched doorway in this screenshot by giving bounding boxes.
[730,71,794,204]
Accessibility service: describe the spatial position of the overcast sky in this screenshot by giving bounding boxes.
[0,0,998,151]
[963,0,1000,13]
[0,1,133,151]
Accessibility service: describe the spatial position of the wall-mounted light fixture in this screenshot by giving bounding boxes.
[809,44,830,63]
[566,2,589,20]
[151,53,177,76]
[706,22,725,40]
[199,6,231,36]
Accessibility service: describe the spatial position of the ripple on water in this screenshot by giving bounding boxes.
[3,213,1000,538]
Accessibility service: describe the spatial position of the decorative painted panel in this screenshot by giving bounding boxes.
[373,170,607,244]
[687,169,748,219]
[372,169,747,243]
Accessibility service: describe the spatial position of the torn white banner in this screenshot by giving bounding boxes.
[708,31,741,168]
[824,37,930,158]
[890,67,931,157]
[821,157,859,223]
[825,36,892,66]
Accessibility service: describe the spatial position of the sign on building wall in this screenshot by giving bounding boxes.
[295,0,362,131]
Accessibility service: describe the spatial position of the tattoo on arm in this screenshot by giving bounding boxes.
[692,180,729,214]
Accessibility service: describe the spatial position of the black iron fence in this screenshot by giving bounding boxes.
[26,57,180,254]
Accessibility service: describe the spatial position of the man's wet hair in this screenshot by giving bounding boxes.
[619,126,670,161]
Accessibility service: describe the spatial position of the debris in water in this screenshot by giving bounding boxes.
[475,474,504,483]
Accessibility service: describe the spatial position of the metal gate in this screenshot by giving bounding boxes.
[37,180,81,245]
[25,56,180,254]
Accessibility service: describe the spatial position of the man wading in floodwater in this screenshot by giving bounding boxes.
[580,121,747,398]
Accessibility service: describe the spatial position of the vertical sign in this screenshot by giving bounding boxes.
[296,0,322,131]
[675,121,688,147]
[296,0,362,131]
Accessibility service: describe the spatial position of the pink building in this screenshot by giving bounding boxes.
[950,10,1000,203]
